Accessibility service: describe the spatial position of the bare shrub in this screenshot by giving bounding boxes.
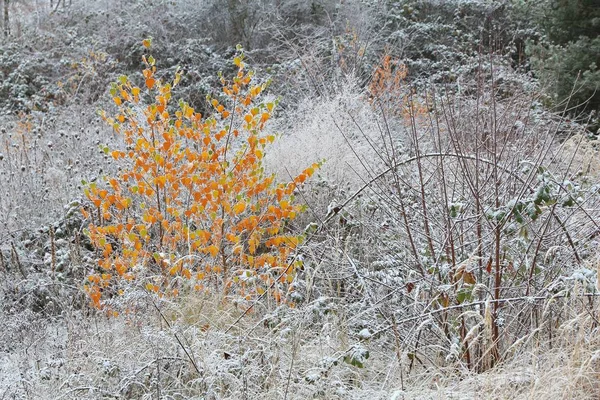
[284,55,600,379]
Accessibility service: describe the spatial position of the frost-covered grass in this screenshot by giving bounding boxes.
[2,293,600,399]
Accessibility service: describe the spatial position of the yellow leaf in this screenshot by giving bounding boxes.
[142,38,152,48]
[113,97,122,106]
[155,175,167,188]
[184,106,194,119]
[233,201,246,215]
[249,234,259,255]
[284,235,302,249]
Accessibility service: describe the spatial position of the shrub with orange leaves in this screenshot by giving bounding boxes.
[368,54,427,119]
[82,43,319,309]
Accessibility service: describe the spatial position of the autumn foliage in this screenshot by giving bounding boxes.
[82,43,318,308]
[368,54,427,119]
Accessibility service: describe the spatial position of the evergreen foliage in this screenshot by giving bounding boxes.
[528,0,600,119]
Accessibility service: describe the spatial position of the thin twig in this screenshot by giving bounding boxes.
[150,297,201,375]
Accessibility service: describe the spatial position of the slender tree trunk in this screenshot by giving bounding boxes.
[3,0,9,38]
[52,0,62,13]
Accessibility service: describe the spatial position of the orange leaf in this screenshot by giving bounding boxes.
[226,233,239,243]
[146,78,155,89]
[206,245,219,258]
[145,283,159,293]
[90,288,102,307]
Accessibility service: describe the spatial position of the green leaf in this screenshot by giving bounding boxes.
[513,210,524,224]
[456,288,472,304]
[343,346,369,369]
